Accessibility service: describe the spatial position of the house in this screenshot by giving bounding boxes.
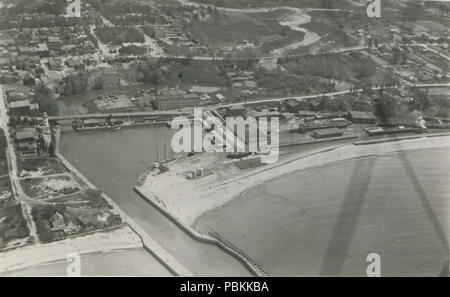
[65,58,84,70]
[50,212,66,231]
[6,91,25,102]
[63,222,81,235]
[15,128,37,156]
[9,99,31,113]
[17,43,48,57]
[15,128,37,142]
[0,57,11,69]
[285,99,301,113]
[78,215,98,230]
[215,93,226,102]
[352,100,373,112]
[155,94,200,111]
[47,36,62,51]
[17,142,38,156]
[309,98,323,111]
[48,58,63,71]
[348,111,377,124]
[23,73,36,86]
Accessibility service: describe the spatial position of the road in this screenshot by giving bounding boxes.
[213,83,450,108]
[413,42,450,62]
[46,83,450,120]
[0,85,39,244]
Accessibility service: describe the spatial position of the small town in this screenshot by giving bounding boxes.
[0,0,448,279]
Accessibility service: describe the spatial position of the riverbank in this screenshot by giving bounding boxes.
[0,226,141,274]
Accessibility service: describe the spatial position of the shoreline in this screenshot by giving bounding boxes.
[0,226,142,274]
[133,187,268,276]
[135,132,450,277]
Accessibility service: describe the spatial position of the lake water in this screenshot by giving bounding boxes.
[195,146,450,276]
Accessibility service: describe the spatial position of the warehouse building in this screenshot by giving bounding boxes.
[313,128,343,139]
[156,95,199,111]
[348,111,377,124]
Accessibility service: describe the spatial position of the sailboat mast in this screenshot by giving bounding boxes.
[155,143,159,162]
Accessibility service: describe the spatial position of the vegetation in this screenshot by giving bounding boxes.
[62,73,89,96]
[119,45,147,56]
[0,129,7,160]
[193,0,348,9]
[254,69,334,95]
[0,201,30,248]
[95,26,145,45]
[34,84,59,116]
[280,53,377,82]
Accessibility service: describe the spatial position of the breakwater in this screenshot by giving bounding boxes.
[134,177,268,277]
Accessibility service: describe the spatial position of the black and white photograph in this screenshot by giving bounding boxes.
[0,0,448,285]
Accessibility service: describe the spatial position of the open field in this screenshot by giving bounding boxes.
[20,175,78,198]
[185,10,305,53]
[17,158,67,178]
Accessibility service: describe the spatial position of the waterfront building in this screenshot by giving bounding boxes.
[155,95,200,111]
[313,128,344,139]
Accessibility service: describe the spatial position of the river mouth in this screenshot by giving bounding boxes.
[194,146,450,276]
[59,127,251,276]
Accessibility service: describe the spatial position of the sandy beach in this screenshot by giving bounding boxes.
[0,226,142,274]
[137,134,450,227]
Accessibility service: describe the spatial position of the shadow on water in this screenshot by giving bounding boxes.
[319,157,377,276]
[399,152,449,277]
[320,135,449,276]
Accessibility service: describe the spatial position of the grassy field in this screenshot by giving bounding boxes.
[20,175,77,198]
[162,59,227,86]
[0,199,30,249]
[185,10,305,54]
[17,158,67,177]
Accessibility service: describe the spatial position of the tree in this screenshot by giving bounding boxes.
[411,89,431,111]
[93,76,105,90]
[63,73,88,95]
[358,57,376,78]
[34,84,59,116]
[375,96,394,118]
[401,49,408,65]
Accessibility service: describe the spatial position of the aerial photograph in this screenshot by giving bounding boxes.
[0,0,448,281]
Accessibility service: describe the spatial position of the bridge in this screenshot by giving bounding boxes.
[48,111,191,121]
